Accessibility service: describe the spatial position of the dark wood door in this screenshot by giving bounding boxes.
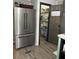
[48,16,61,44]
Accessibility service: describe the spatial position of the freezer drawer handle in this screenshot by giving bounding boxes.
[16,33,34,37]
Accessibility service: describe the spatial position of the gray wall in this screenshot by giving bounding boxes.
[60,1,65,33]
[60,10,65,33]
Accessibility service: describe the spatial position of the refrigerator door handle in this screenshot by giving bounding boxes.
[24,13,28,29]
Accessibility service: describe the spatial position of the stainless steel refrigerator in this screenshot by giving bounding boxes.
[14,7,36,49]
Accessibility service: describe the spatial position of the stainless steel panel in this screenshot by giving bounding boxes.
[14,7,36,49]
[15,33,35,49]
[26,9,36,33]
[14,7,35,35]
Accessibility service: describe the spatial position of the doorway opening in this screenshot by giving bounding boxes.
[39,2,51,44]
[39,3,57,58]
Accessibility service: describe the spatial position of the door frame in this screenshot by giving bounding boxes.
[39,2,51,45]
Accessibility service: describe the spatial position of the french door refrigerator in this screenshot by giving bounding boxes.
[14,7,36,49]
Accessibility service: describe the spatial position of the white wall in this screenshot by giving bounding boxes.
[40,0,56,5]
[33,0,40,46]
[55,0,64,5]
[40,0,64,5]
[31,0,37,9]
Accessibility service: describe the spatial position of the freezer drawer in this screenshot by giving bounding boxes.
[15,34,35,49]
